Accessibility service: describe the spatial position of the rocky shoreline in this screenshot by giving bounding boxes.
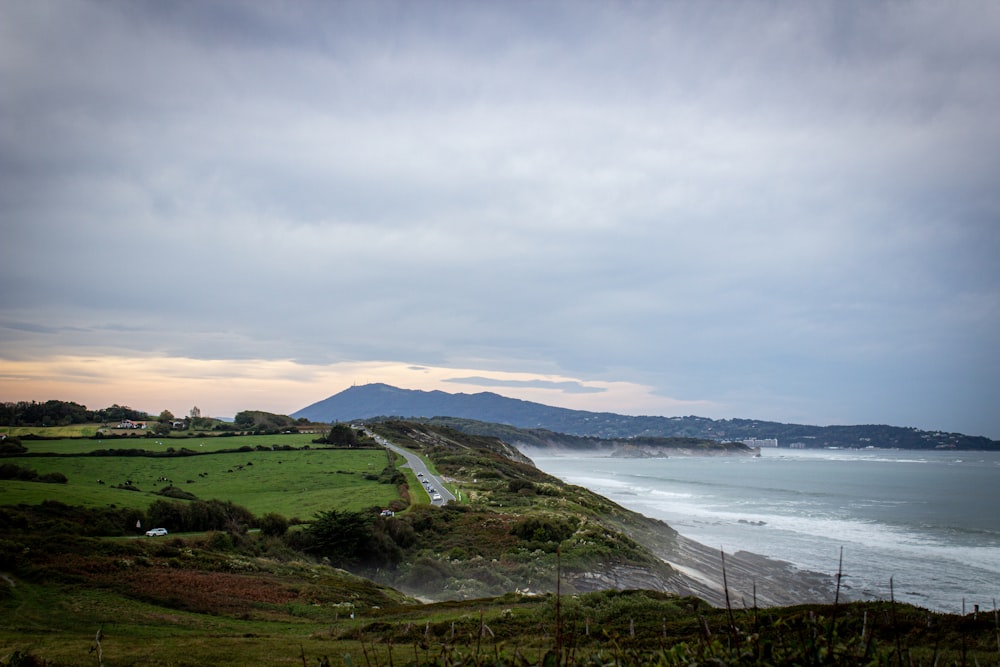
[660,535,841,607]
[565,531,840,609]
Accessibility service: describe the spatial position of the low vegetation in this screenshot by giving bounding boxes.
[2,419,998,666]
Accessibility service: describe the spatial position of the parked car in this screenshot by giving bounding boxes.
[145,527,168,537]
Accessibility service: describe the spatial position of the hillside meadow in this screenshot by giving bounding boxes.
[3,424,104,439]
[7,430,320,454]
[1,435,409,518]
[4,424,1000,666]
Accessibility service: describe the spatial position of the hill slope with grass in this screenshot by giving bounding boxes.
[0,422,831,607]
[3,422,998,665]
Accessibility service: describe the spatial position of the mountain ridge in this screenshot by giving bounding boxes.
[292,383,1000,450]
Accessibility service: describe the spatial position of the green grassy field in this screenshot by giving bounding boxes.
[10,431,319,454]
[2,444,401,518]
[2,423,104,438]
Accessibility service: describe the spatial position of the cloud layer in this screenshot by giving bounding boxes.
[2,1,999,436]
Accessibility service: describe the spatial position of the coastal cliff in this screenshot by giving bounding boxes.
[366,420,836,607]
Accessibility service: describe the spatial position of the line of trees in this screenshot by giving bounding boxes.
[3,400,151,427]
[5,400,335,437]
[0,462,68,484]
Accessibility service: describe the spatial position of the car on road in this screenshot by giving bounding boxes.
[432,494,442,501]
[145,527,168,537]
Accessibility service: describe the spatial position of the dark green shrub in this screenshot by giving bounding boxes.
[206,530,234,551]
[302,509,374,566]
[511,515,575,546]
[0,436,27,454]
[0,463,23,479]
[147,499,185,532]
[508,479,536,494]
[259,512,289,537]
[156,485,197,500]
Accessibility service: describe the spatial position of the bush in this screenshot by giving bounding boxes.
[206,530,234,551]
[146,498,256,534]
[156,485,197,500]
[0,463,67,483]
[258,512,289,537]
[15,466,37,481]
[0,463,23,479]
[508,479,536,494]
[510,515,575,546]
[0,436,27,454]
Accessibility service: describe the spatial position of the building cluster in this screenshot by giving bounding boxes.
[741,437,778,448]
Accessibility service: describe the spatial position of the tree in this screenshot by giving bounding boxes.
[92,404,149,423]
[158,409,175,423]
[190,406,201,419]
[304,509,375,566]
[234,411,255,428]
[147,499,185,531]
[326,423,359,446]
[3,402,20,427]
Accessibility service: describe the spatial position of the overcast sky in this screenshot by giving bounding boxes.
[2,1,999,438]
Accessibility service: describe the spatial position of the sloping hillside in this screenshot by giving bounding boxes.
[363,420,835,607]
[417,417,758,455]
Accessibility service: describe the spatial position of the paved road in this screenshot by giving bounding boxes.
[365,430,455,506]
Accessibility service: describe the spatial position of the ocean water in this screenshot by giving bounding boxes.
[527,448,1000,613]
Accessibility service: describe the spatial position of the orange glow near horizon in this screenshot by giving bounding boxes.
[0,355,714,419]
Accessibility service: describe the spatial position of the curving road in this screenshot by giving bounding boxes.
[365,430,455,506]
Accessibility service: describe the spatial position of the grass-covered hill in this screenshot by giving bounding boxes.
[409,416,758,455]
[358,421,806,606]
[2,421,999,666]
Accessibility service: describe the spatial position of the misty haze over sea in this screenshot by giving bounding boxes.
[530,448,1000,613]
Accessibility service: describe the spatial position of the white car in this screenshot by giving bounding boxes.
[145,527,168,537]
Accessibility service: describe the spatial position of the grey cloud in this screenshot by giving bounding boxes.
[2,1,999,437]
[445,377,605,395]
[1,321,71,335]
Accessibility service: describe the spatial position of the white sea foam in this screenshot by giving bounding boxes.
[533,451,1000,612]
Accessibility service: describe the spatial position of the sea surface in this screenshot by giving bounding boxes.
[527,448,1000,613]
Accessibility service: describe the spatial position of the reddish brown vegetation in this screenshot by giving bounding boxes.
[114,569,301,614]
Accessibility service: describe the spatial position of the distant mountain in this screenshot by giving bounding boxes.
[292,383,1000,450]
[293,382,597,427]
